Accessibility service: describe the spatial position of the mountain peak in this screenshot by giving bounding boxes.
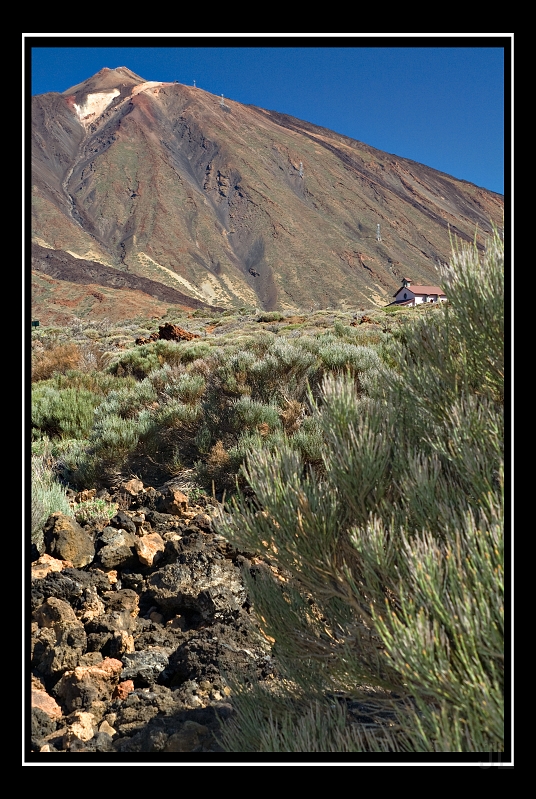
[32,67,504,322]
[61,66,146,98]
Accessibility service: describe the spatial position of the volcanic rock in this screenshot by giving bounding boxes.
[43,512,95,568]
[28,489,275,755]
[135,532,165,567]
[53,657,123,714]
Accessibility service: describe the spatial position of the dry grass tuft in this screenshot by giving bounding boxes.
[279,400,304,433]
[32,343,82,382]
[207,440,231,471]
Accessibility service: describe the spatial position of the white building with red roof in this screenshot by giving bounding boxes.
[388,278,447,307]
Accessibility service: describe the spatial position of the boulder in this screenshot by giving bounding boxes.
[163,720,210,752]
[112,680,134,701]
[97,528,138,569]
[78,585,106,624]
[64,711,97,743]
[44,513,95,568]
[121,649,169,685]
[156,485,189,516]
[31,597,88,679]
[146,557,246,622]
[33,596,79,629]
[31,684,63,720]
[31,554,73,581]
[31,707,58,751]
[53,657,123,713]
[109,512,137,535]
[135,533,165,567]
[122,478,144,496]
[31,567,111,613]
[135,323,200,345]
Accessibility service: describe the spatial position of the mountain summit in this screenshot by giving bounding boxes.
[31,68,504,323]
[62,66,146,97]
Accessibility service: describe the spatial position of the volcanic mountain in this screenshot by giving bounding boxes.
[31,67,504,324]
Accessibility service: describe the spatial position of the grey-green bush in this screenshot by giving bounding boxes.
[31,452,73,549]
[32,385,100,440]
[216,227,505,753]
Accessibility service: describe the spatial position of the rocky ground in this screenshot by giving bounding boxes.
[29,478,278,755]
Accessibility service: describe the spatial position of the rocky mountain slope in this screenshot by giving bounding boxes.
[31,67,504,324]
[29,479,283,755]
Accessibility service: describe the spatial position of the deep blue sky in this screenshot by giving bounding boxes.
[27,35,508,195]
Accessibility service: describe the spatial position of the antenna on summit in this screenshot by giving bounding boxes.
[193,79,196,88]
[220,94,225,106]
[299,162,304,178]
[376,224,381,242]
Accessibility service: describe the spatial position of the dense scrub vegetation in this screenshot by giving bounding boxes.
[216,229,505,753]
[31,297,415,516]
[30,228,505,753]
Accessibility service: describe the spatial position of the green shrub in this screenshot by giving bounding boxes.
[45,438,91,488]
[257,311,285,323]
[155,399,202,429]
[318,341,381,377]
[31,452,73,548]
[288,416,324,467]
[161,340,212,364]
[72,496,119,525]
[249,344,319,404]
[108,346,161,379]
[230,396,282,435]
[333,320,386,347]
[162,373,206,405]
[48,369,134,395]
[146,363,177,392]
[216,227,505,753]
[85,411,153,469]
[32,386,100,440]
[191,309,214,318]
[249,332,276,357]
[95,379,157,420]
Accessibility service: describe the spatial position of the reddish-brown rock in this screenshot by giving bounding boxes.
[158,485,189,516]
[31,554,74,581]
[135,323,201,345]
[122,478,144,496]
[54,658,123,714]
[112,680,135,701]
[136,532,165,566]
[31,686,63,720]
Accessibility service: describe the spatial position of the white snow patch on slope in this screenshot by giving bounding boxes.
[74,90,120,126]
[131,81,166,96]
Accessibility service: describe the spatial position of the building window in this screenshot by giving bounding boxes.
[404,293,407,299]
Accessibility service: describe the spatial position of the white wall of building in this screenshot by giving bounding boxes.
[395,289,447,307]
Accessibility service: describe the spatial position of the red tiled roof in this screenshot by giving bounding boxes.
[393,285,446,298]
